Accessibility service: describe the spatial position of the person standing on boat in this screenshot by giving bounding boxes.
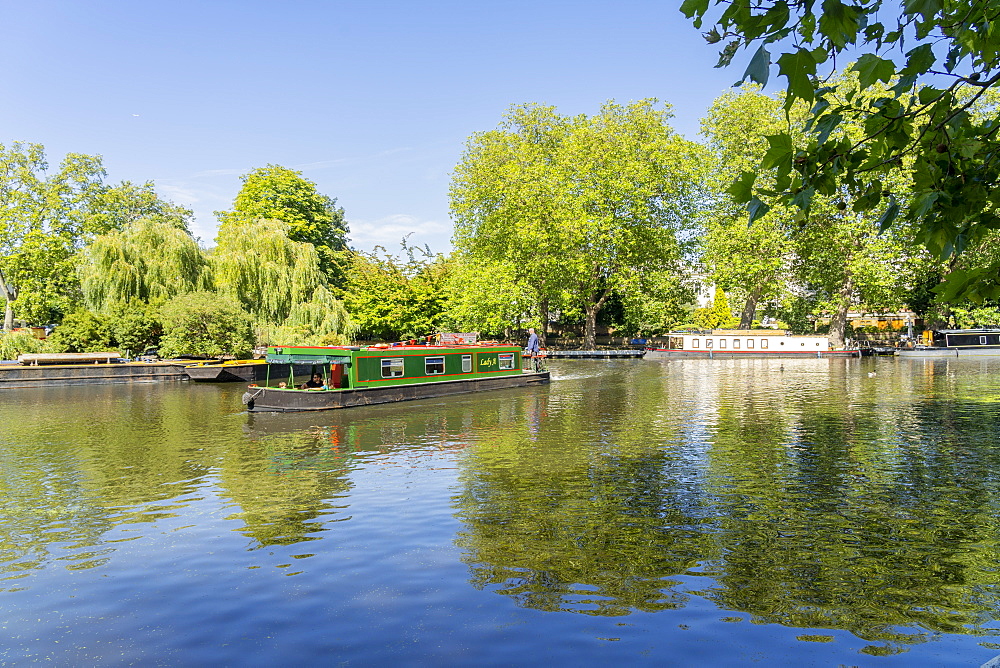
[526,328,541,371]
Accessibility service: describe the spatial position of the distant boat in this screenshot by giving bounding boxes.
[183,359,267,382]
[645,330,860,359]
[241,342,549,412]
[896,329,1000,357]
[17,352,121,365]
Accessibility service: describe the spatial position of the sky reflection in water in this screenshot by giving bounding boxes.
[2,357,1000,665]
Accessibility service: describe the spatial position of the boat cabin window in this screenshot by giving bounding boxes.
[981,336,988,345]
[692,338,700,348]
[746,339,754,349]
[499,353,515,370]
[719,339,727,349]
[706,339,713,349]
[760,339,768,349]
[732,339,740,349]
[462,355,472,373]
[425,356,445,375]
[381,358,404,378]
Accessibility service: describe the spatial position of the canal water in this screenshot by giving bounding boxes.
[3,357,1000,666]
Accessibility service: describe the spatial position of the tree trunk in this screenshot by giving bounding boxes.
[0,267,15,331]
[739,285,762,329]
[827,275,854,349]
[584,303,598,350]
[538,298,548,347]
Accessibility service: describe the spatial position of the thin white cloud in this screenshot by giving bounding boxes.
[191,167,247,178]
[348,214,452,254]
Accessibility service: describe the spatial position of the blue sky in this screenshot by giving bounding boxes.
[2,1,740,254]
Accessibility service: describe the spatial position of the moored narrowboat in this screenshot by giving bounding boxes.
[241,342,550,412]
[645,330,860,359]
[896,329,1000,357]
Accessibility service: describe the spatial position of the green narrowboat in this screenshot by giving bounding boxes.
[241,343,549,412]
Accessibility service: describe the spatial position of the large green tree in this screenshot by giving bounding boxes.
[683,0,1000,300]
[700,89,796,327]
[0,142,190,326]
[442,256,535,339]
[85,181,193,233]
[452,100,707,349]
[158,291,255,359]
[217,165,349,285]
[0,142,109,324]
[700,79,924,347]
[212,218,325,323]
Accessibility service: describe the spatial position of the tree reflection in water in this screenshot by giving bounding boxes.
[453,358,1000,652]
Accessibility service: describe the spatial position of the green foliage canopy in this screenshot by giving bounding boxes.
[452,100,708,348]
[342,244,451,341]
[78,218,212,311]
[683,0,1000,300]
[212,218,324,323]
[158,291,255,359]
[217,165,349,284]
[0,142,109,323]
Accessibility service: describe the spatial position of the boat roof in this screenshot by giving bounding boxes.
[940,329,1000,334]
[268,343,514,352]
[265,343,517,362]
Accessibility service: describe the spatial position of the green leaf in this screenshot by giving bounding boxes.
[727,171,757,204]
[900,43,935,76]
[761,133,793,167]
[791,186,815,209]
[813,113,843,145]
[853,54,896,89]
[738,45,771,86]
[777,48,818,107]
[911,190,940,218]
[818,0,860,49]
[918,86,944,105]
[819,0,861,50]
[747,197,771,225]
[876,201,900,231]
[903,0,941,21]
[679,0,710,19]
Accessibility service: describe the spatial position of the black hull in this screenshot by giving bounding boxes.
[243,371,550,412]
[0,362,187,387]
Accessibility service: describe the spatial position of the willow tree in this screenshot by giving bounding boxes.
[452,100,708,349]
[216,165,349,286]
[212,218,354,343]
[270,285,357,346]
[78,218,212,311]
